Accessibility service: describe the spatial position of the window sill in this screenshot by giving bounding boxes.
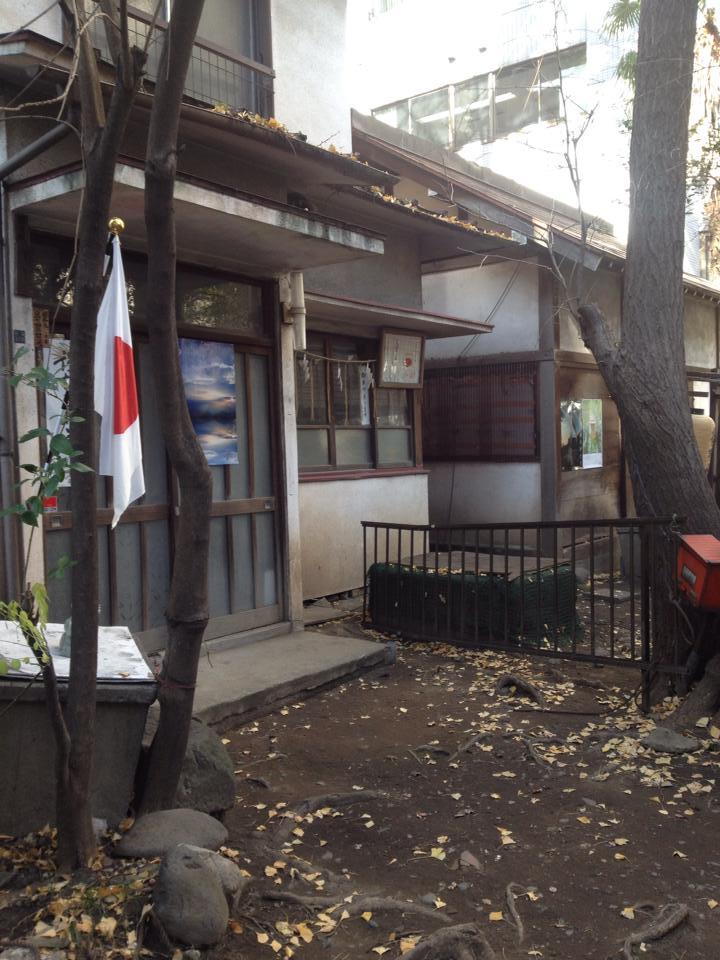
[299,467,429,483]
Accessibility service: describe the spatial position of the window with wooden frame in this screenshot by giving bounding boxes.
[423,361,539,462]
[296,334,417,471]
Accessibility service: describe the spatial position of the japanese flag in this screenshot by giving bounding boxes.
[94,235,145,527]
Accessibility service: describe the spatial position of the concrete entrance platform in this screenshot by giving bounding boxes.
[303,596,363,627]
[193,629,392,729]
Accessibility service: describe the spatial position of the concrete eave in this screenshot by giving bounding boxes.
[305,292,493,339]
[0,31,397,194]
[9,163,385,276]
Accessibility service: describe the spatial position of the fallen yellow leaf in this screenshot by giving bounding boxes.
[489,911,504,921]
[95,917,117,938]
[621,906,635,920]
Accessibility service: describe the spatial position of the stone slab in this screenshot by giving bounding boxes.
[0,622,153,682]
[0,682,153,837]
[193,629,391,729]
[115,809,227,859]
[303,597,363,627]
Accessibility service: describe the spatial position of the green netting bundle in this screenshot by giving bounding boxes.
[367,562,580,649]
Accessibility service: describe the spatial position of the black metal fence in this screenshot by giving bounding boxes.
[362,518,685,709]
[90,9,275,117]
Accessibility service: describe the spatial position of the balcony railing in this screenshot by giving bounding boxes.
[89,6,274,118]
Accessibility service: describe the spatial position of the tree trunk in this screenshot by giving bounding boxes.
[59,3,144,868]
[574,0,719,700]
[580,0,714,529]
[139,0,210,814]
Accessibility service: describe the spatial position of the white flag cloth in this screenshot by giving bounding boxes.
[94,235,145,527]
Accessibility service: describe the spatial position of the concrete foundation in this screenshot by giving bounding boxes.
[0,679,156,837]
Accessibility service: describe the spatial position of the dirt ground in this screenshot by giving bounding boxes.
[2,614,719,960]
[217,615,720,960]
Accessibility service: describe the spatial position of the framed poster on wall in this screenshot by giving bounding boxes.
[378,329,425,388]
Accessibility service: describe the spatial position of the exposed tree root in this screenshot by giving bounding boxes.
[447,732,490,764]
[513,734,564,775]
[621,903,689,959]
[262,891,454,925]
[495,674,546,708]
[399,923,497,960]
[505,883,528,943]
[670,652,720,731]
[273,790,386,844]
[415,743,451,756]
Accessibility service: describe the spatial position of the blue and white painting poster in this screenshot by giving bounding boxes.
[179,338,239,465]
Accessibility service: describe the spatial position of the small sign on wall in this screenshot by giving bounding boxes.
[378,329,424,388]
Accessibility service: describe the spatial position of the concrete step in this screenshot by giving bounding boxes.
[192,629,392,730]
[303,597,363,627]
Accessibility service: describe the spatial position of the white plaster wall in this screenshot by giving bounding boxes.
[427,462,542,527]
[271,0,352,151]
[558,266,622,354]
[423,259,539,360]
[10,292,44,587]
[300,474,428,598]
[0,0,64,43]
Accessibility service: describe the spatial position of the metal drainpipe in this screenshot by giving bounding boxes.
[0,123,71,599]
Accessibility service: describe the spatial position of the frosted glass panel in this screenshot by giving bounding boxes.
[46,527,110,626]
[115,523,142,632]
[97,525,111,626]
[45,530,71,623]
[208,517,230,617]
[231,514,254,611]
[336,429,372,466]
[255,512,277,606]
[378,429,412,465]
[229,353,250,499]
[298,429,329,467]
[250,355,273,496]
[147,519,171,628]
[137,341,168,505]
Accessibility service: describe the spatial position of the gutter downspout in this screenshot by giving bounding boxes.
[279,270,306,351]
[0,122,71,599]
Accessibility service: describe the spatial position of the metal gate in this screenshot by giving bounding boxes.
[362,517,685,710]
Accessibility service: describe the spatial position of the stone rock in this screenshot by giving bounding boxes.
[459,850,482,872]
[178,844,247,902]
[642,726,700,755]
[154,844,230,946]
[182,952,202,960]
[115,809,227,859]
[0,950,39,960]
[175,720,235,815]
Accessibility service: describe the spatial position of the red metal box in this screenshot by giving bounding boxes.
[677,535,720,610]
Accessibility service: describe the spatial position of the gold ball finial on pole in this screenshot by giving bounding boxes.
[108,217,125,235]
